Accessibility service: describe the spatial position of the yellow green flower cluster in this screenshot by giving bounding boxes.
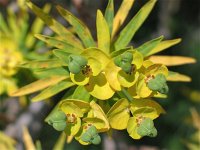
[0,0,51,96]
[11,0,196,144]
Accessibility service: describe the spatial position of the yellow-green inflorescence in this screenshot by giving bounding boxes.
[0,0,51,96]
[11,0,196,145]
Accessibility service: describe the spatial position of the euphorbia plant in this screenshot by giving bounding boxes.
[11,0,196,145]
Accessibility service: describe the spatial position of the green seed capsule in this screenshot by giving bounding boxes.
[121,52,133,63]
[81,132,91,142]
[87,125,98,136]
[52,121,67,131]
[114,56,122,67]
[80,125,101,144]
[68,61,82,74]
[68,55,88,74]
[49,111,67,122]
[121,62,132,74]
[147,73,168,94]
[91,134,101,145]
[47,111,67,131]
[137,118,157,137]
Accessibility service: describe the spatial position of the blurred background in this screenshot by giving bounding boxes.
[0,0,199,150]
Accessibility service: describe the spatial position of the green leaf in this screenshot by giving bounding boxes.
[7,8,19,40]
[137,36,164,56]
[52,132,66,150]
[104,0,114,35]
[53,49,70,65]
[96,10,110,55]
[26,0,80,45]
[32,80,75,102]
[26,3,51,48]
[114,0,157,50]
[111,47,133,58]
[72,86,91,102]
[149,55,196,66]
[167,71,191,82]
[147,38,181,56]
[112,0,135,38]
[0,13,10,34]
[11,76,67,96]
[56,5,96,48]
[34,67,69,78]
[35,34,83,54]
[20,59,63,69]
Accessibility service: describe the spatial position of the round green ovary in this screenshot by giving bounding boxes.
[68,61,82,74]
[137,118,157,137]
[80,126,101,145]
[53,121,67,131]
[147,74,168,94]
[48,111,67,131]
[114,52,133,74]
[120,62,132,74]
[91,134,101,145]
[68,55,88,74]
[121,52,133,63]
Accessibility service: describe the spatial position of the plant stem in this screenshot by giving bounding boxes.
[121,88,133,102]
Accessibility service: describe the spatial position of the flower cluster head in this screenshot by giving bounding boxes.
[11,0,196,145]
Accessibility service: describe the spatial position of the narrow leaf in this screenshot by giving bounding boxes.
[111,47,133,58]
[148,38,181,56]
[34,67,69,79]
[167,71,191,82]
[112,0,135,38]
[149,56,196,66]
[97,10,110,55]
[53,132,66,150]
[22,127,36,150]
[72,86,90,102]
[7,8,20,41]
[26,0,79,44]
[26,3,51,48]
[11,76,67,96]
[20,59,63,69]
[32,80,75,102]
[137,36,164,56]
[53,49,70,65]
[104,0,114,35]
[114,0,157,50]
[0,13,10,34]
[56,5,96,48]
[35,34,83,54]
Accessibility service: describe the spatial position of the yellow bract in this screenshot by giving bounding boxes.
[85,73,115,100]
